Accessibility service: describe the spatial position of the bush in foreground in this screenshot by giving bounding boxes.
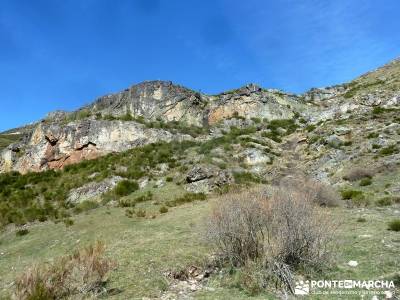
[13,241,116,300]
[206,180,336,294]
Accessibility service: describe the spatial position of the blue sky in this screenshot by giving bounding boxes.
[0,0,399,131]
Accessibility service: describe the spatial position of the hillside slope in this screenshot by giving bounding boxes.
[0,58,399,299]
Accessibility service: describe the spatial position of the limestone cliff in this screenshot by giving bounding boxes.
[0,120,190,173]
[1,58,399,174]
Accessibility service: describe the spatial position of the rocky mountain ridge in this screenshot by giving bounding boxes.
[1,58,399,174]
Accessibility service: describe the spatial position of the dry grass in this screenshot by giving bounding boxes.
[342,167,374,182]
[13,241,116,300]
[279,176,341,207]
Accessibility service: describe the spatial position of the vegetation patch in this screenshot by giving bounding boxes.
[359,177,372,186]
[167,192,206,207]
[367,132,379,139]
[159,206,168,214]
[376,196,400,207]
[205,183,335,294]
[16,229,29,237]
[379,145,398,156]
[13,241,116,299]
[0,140,197,228]
[342,167,373,181]
[233,172,261,185]
[340,189,362,200]
[113,180,139,197]
[387,219,400,232]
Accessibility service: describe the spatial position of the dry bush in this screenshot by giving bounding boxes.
[206,189,271,266]
[269,182,335,268]
[206,180,336,293]
[279,176,341,207]
[342,167,374,182]
[13,241,116,300]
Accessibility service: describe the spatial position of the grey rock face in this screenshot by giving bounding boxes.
[185,166,233,193]
[88,80,206,126]
[325,135,343,148]
[304,86,345,102]
[186,166,215,183]
[241,148,271,165]
[87,81,299,127]
[67,176,123,204]
[0,119,191,173]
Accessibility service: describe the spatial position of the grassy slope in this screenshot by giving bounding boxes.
[0,202,210,299]
[0,134,22,151]
[1,200,399,299]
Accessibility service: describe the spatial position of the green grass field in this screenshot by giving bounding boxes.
[1,198,398,299]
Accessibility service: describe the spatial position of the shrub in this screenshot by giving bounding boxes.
[233,172,261,185]
[341,189,368,206]
[376,197,394,206]
[279,177,340,207]
[119,191,153,207]
[342,168,373,181]
[13,241,116,299]
[372,106,386,115]
[356,217,367,223]
[166,176,173,182]
[367,132,379,139]
[359,178,372,186]
[206,183,335,275]
[113,180,139,197]
[388,219,400,232]
[379,145,398,156]
[73,200,99,213]
[16,229,29,236]
[372,144,381,149]
[63,218,74,227]
[305,124,316,132]
[167,192,206,207]
[261,131,282,143]
[159,206,168,214]
[135,209,146,218]
[351,196,370,207]
[341,189,364,200]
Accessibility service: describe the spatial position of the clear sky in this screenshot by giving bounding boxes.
[0,0,399,131]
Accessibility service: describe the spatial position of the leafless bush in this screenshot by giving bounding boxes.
[342,167,373,181]
[206,181,336,293]
[279,176,341,207]
[13,241,116,300]
[206,189,271,266]
[269,183,335,268]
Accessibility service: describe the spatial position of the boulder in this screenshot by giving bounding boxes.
[67,176,123,204]
[325,134,343,148]
[241,148,271,165]
[185,167,233,193]
[186,166,215,183]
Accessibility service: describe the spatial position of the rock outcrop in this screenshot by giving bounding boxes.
[185,165,233,193]
[67,176,123,204]
[0,120,191,173]
[1,58,399,174]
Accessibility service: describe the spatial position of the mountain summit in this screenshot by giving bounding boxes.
[0,58,399,174]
